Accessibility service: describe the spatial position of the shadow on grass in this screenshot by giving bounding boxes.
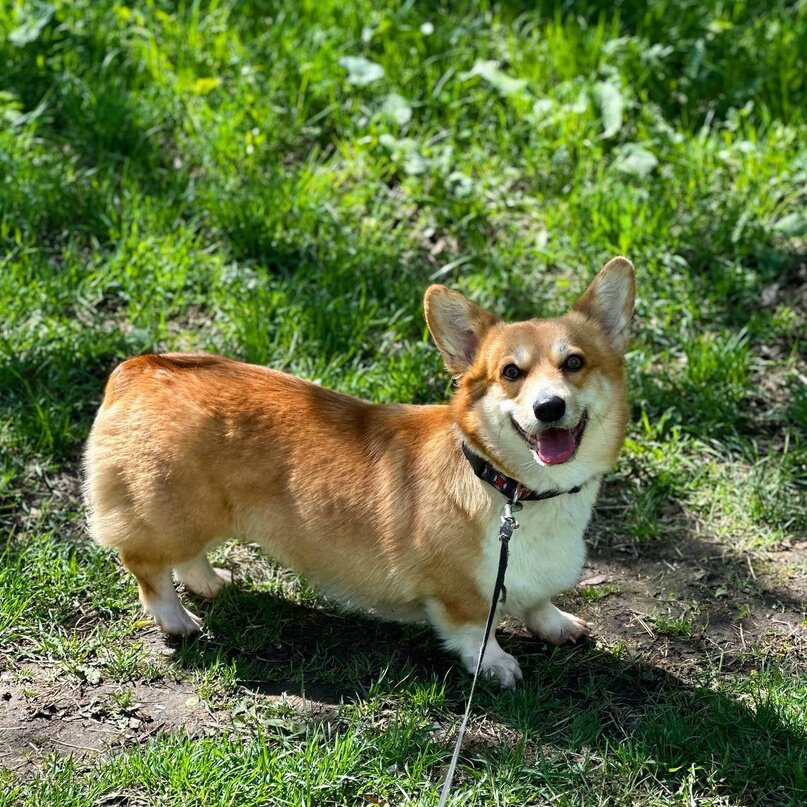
[497,636,806,805]
[169,574,806,805]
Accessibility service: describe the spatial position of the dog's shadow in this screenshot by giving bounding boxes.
[172,585,451,701]
[171,586,806,804]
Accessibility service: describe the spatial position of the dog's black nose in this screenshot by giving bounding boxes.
[534,396,566,423]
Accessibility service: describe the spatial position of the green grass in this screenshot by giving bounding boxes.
[579,583,621,603]
[1,1,806,804]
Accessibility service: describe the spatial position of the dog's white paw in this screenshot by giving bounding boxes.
[188,567,232,599]
[481,650,524,689]
[153,602,203,636]
[176,557,233,600]
[527,603,589,645]
[459,643,524,688]
[426,601,525,688]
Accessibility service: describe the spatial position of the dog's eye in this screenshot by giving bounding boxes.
[501,364,523,381]
[563,354,584,371]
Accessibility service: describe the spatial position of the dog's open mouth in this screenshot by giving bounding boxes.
[510,411,588,465]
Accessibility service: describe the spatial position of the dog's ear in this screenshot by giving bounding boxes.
[424,285,499,375]
[573,257,635,354]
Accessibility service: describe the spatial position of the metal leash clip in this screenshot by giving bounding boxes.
[501,499,523,537]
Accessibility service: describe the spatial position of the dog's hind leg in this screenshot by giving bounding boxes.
[175,553,232,599]
[122,552,202,636]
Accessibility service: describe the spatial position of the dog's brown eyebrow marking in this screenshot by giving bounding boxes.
[553,338,571,355]
[509,346,531,366]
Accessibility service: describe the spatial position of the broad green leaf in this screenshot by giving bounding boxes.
[773,212,807,237]
[532,98,554,117]
[8,3,55,47]
[593,81,624,138]
[462,59,528,97]
[379,134,429,174]
[531,97,555,127]
[339,56,384,87]
[612,143,658,177]
[0,91,23,124]
[446,171,473,197]
[191,77,221,95]
[381,93,412,126]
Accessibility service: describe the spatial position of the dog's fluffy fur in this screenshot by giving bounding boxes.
[84,257,635,686]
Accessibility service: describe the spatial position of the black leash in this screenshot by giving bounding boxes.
[437,498,522,807]
[438,446,586,804]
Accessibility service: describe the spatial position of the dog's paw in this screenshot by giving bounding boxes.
[527,603,589,645]
[194,567,232,599]
[428,603,525,689]
[461,646,524,688]
[482,651,524,689]
[153,603,203,636]
[176,558,233,600]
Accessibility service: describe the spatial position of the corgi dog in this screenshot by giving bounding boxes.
[84,257,634,687]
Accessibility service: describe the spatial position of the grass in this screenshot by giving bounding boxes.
[1,0,806,804]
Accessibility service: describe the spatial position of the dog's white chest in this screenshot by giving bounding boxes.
[474,481,599,617]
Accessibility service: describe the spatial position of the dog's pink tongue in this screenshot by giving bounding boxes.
[537,428,576,465]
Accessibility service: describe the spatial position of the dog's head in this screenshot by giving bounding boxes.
[425,257,635,490]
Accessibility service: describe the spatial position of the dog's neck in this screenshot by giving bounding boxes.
[460,442,583,502]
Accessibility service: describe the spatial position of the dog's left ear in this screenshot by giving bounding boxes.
[424,285,500,375]
[573,256,635,354]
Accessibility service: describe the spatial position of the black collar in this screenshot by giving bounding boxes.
[461,442,582,502]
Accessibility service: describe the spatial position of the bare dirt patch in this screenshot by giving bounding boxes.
[0,670,214,776]
[562,522,807,682]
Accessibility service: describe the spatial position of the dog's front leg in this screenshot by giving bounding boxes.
[426,598,523,688]
[525,601,589,645]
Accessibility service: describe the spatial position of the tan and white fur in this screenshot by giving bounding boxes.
[84,257,635,686]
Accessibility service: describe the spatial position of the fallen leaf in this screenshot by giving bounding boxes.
[579,573,609,586]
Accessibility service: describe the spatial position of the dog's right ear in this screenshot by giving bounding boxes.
[573,256,635,354]
[424,285,499,375]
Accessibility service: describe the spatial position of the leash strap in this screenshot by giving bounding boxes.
[437,500,521,807]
